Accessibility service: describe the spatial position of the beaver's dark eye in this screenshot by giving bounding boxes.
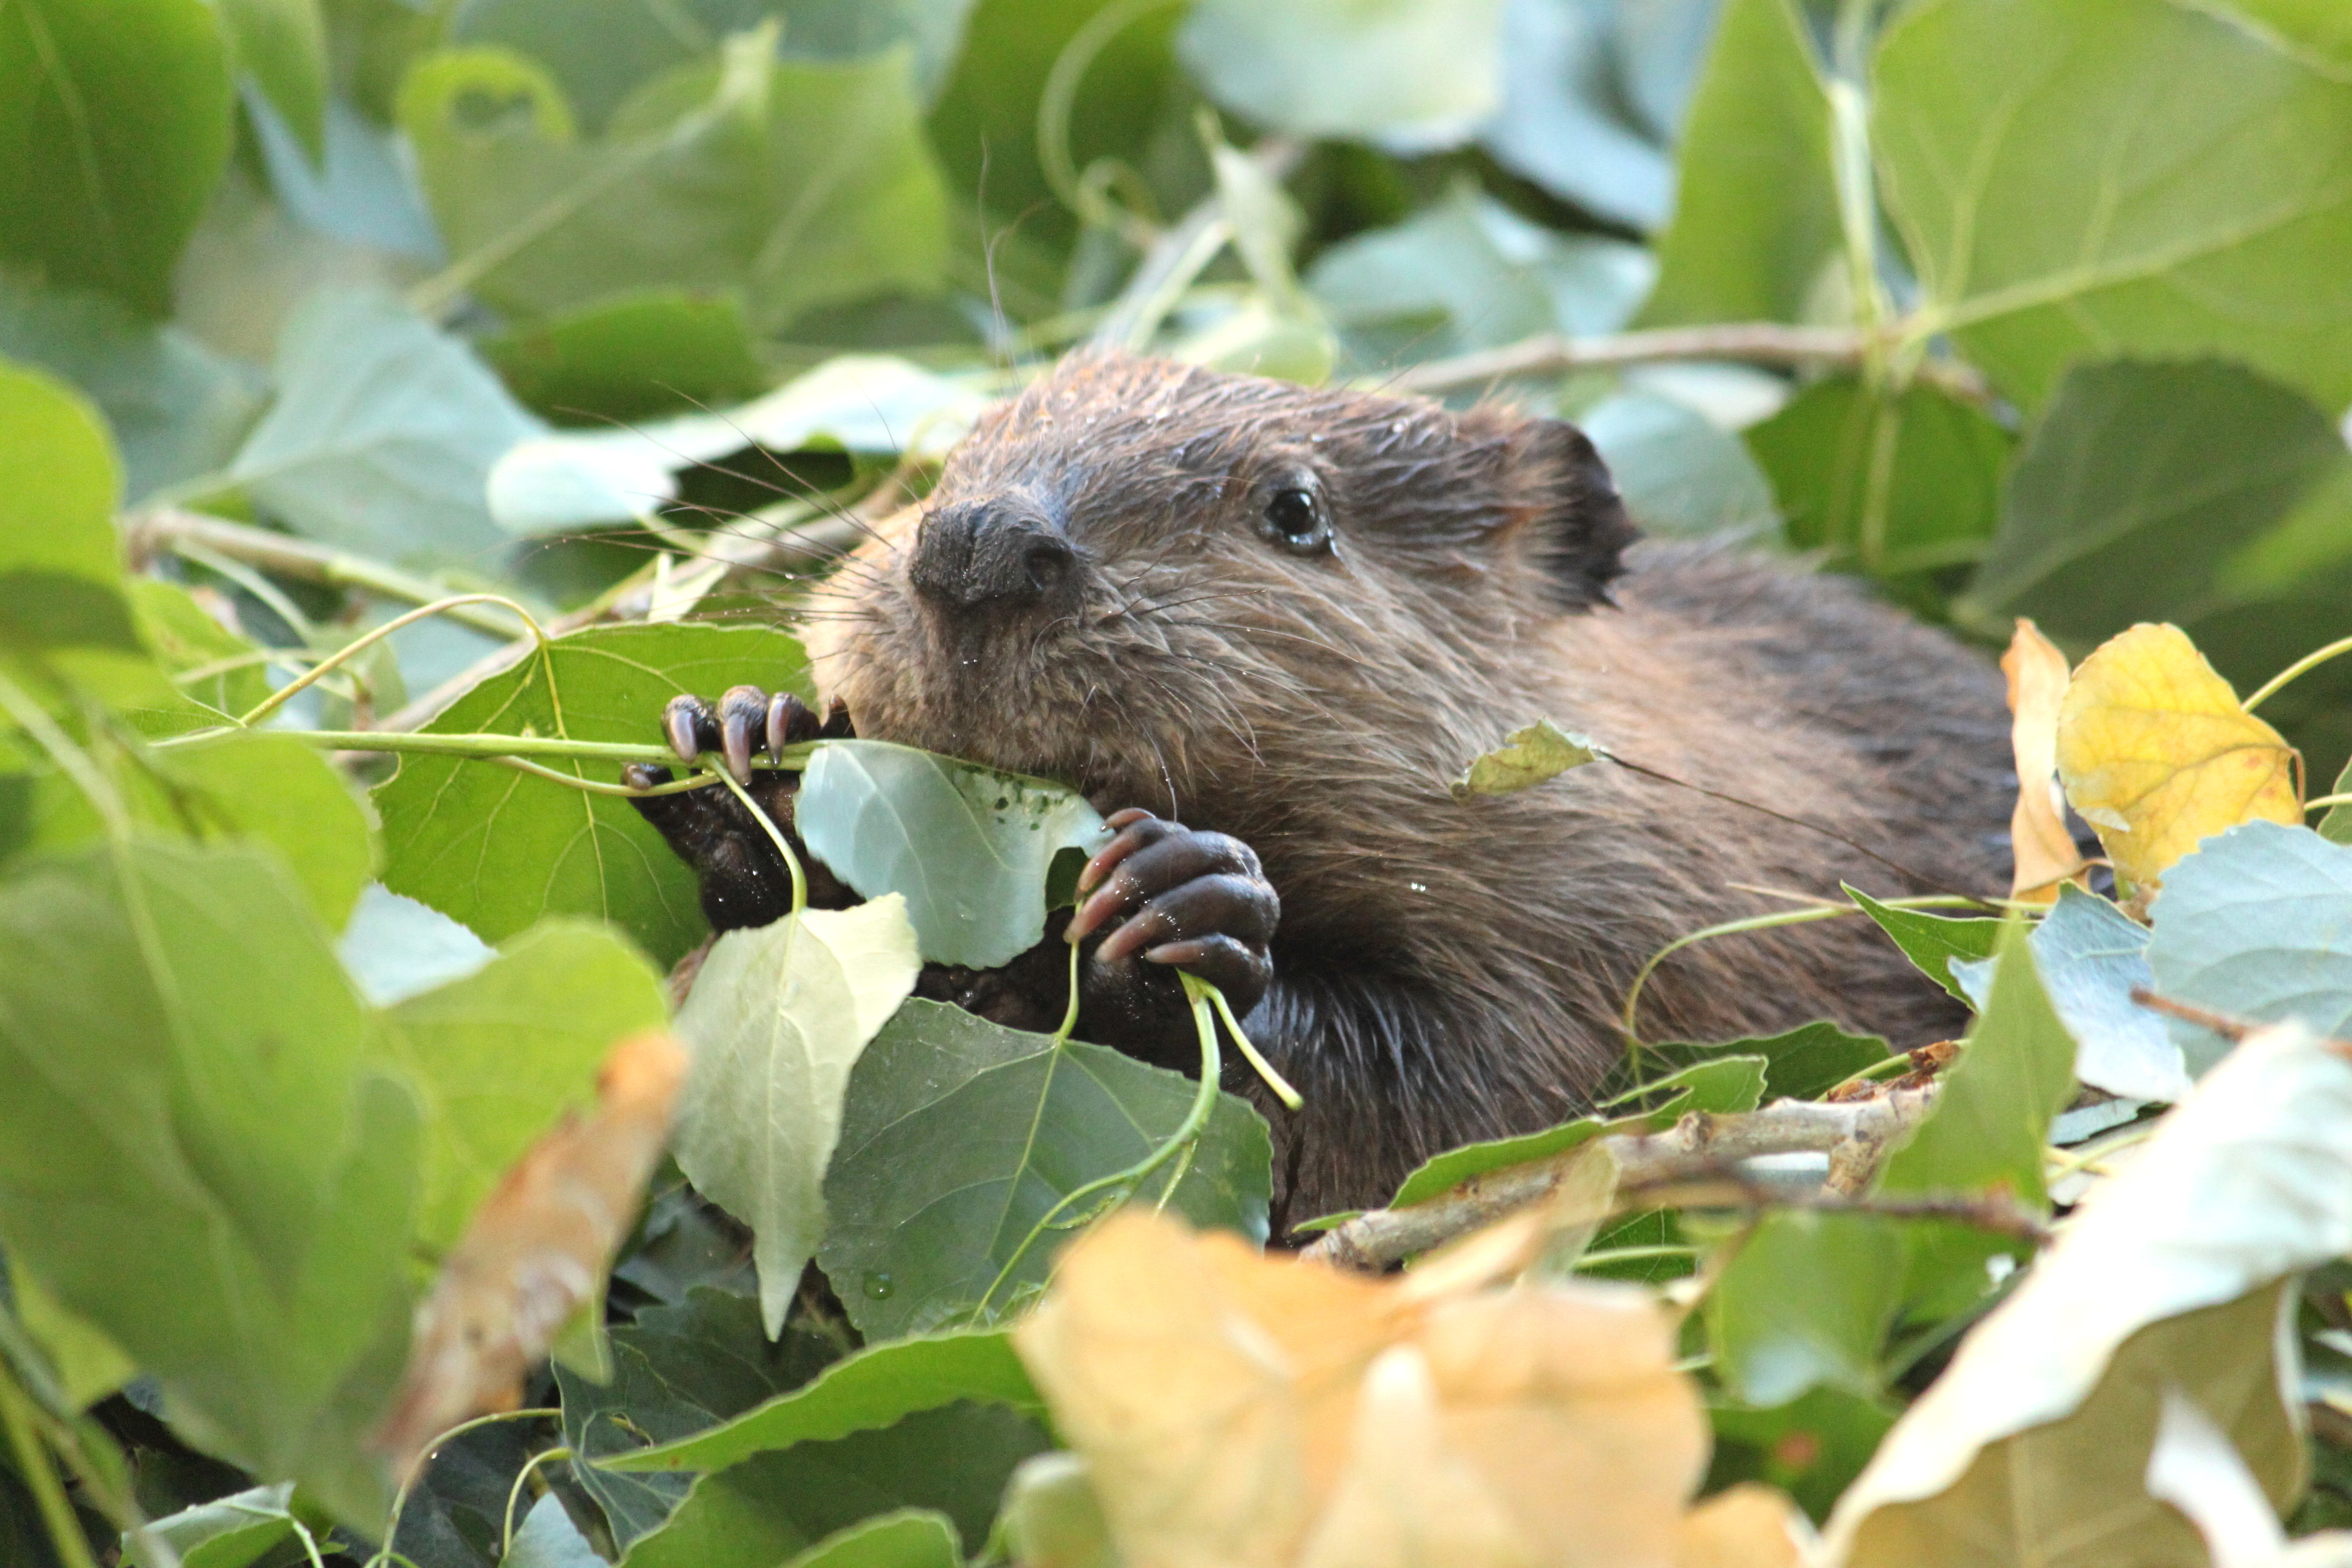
[1261,486,1331,555]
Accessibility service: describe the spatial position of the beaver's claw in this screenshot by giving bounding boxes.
[659,686,852,780]
[1065,807,1279,1017]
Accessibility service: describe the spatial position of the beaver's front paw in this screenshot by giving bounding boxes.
[624,685,853,931]
[1065,808,1279,1025]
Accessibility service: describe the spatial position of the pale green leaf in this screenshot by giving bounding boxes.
[1823,1017,2352,1564]
[675,898,922,1334]
[219,0,328,160]
[1706,1210,1906,1406]
[1178,0,1508,151]
[1476,0,1677,231]
[784,1510,961,1568]
[1582,391,1780,541]
[796,740,1109,970]
[1877,0,2352,411]
[1451,718,1603,797]
[228,287,542,568]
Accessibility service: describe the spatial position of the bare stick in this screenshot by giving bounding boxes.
[1304,1088,1940,1271]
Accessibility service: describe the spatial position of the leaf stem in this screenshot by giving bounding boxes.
[713,760,807,916]
[0,1355,98,1568]
[1209,983,1302,1110]
[365,1407,560,1568]
[975,976,1225,1318]
[2243,633,2352,712]
[236,594,551,728]
[500,1445,572,1557]
[1052,939,1081,1045]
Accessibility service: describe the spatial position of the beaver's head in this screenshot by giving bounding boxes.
[802,353,1636,813]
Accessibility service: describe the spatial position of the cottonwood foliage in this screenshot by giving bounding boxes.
[5,0,2352,1564]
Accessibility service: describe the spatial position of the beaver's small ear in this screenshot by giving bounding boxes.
[1520,418,1637,610]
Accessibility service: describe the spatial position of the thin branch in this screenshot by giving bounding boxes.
[1381,323,1993,403]
[1304,1088,1941,1271]
[123,510,531,639]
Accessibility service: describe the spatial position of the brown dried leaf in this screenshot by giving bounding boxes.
[1014,1210,1708,1568]
[2001,619,2089,903]
[375,1029,687,1477]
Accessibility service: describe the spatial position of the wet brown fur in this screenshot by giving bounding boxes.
[797,353,2012,1222]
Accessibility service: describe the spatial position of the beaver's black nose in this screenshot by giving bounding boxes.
[909,495,1077,615]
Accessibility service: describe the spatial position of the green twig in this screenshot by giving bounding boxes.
[500,1446,572,1557]
[364,1408,561,1568]
[492,755,721,797]
[712,758,807,916]
[2244,633,2352,712]
[238,594,551,728]
[0,1356,98,1568]
[1210,984,1302,1110]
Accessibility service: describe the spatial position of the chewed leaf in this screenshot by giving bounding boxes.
[1450,719,1604,798]
[2055,622,2300,900]
[795,740,1109,969]
[377,1029,687,1480]
[673,898,922,1335]
[2001,619,2088,903]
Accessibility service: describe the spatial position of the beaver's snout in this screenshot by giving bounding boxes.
[909,493,1078,620]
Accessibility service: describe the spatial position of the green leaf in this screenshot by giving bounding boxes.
[1581,390,1780,542]
[481,289,767,426]
[1876,0,2352,411]
[1845,886,2003,1003]
[1635,0,1836,326]
[618,1403,1048,1568]
[0,0,235,316]
[374,621,811,966]
[126,580,270,722]
[1709,1386,1898,1526]
[1880,924,2075,1210]
[1385,1057,1758,1210]
[796,740,1109,970]
[0,840,417,1524]
[1475,0,1676,231]
[447,0,980,132]
[145,731,376,930]
[228,287,543,568]
[1178,0,1507,150]
[1450,719,1603,798]
[0,363,125,597]
[2323,755,2352,845]
[387,918,668,1247]
[818,1000,1272,1338]
[1706,1210,1906,1406]
[673,900,922,1334]
[1821,1018,2352,1562]
[1744,377,2013,586]
[558,1287,839,1549]
[132,1482,307,1568]
[2204,0,2352,70]
[219,0,329,161]
[1650,1021,1894,1103]
[607,1329,1039,1473]
[1959,360,2348,642]
[2147,821,2352,1076]
[783,1510,961,1568]
[0,278,264,502]
[9,1270,133,1410]
[402,35,950,335]
[999,1453,1115,1568]
[1306,182,1654,369]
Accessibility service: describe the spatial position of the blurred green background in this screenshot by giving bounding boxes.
[6,0,2352,777]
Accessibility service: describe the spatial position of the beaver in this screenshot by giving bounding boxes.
[628,352,2013,1227]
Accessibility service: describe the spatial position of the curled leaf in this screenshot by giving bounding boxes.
[1452,720,1604,798]
[2001,619,2088,903]
[375,1029,687,1478]
[2054,623,2300,901]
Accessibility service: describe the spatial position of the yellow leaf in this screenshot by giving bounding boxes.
[2054,623,2300,901]
[1014,1210,1708,1568]
[2000,619,2088,903]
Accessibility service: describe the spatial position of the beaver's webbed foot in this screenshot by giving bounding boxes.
[1062,808,1279,1071]
[625,685,854,931]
